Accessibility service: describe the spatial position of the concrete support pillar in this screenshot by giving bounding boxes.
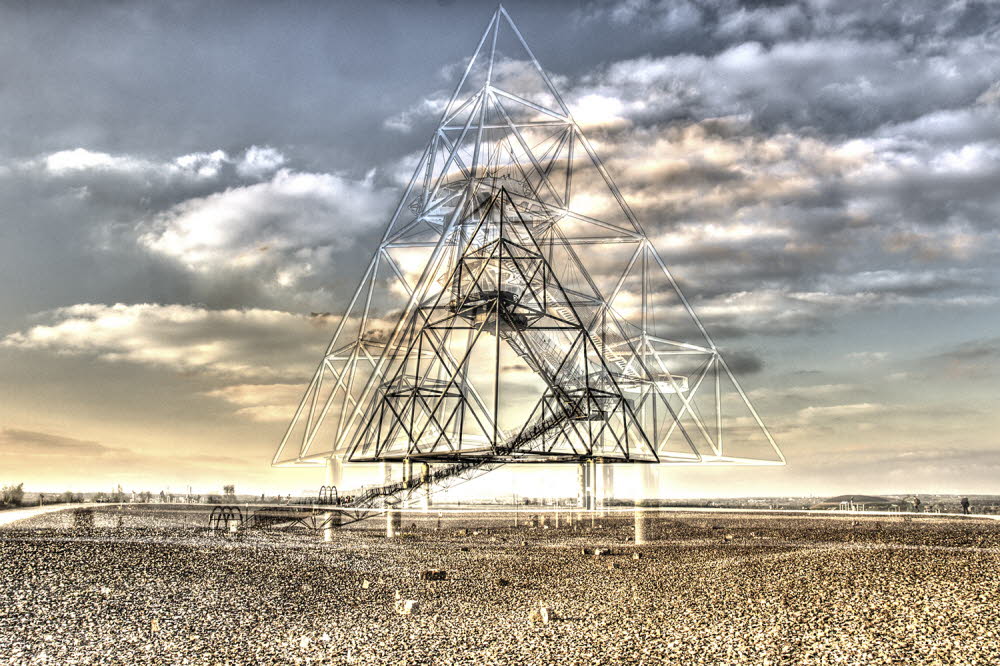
[588,458,599,512]
[322,510,342,542]
[401,458,413,488]
[419,463,431,513]
[323,513,333,542]
[578,461,597,510]
[324,456,343,488]
[634,508,649,545]
[386,507,401,538]
[323,457,341,543]
[640,465,658,501]
[601,462,614,514]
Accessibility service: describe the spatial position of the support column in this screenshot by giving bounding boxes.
[386,506,401,539]
[634,508,649,545]
[419,463,431,513]
[641,465,659,501]
[323,457,342,543]
[325,456,343,488]
[577,462,594,510]
[601,462,614,510]
[588,458,599,512]
[402,458,413,488]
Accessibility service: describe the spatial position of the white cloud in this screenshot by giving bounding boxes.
[138,168,394,285]
[204,383,304,422]
[1,303,334,381]
[44,148,152,174]
[592,0,705,33]
[568,33,1000,134]
[40,147,230,181]
[797,402,886,423]
[846,351,889,363]
[174,150,229,178]
[715,4,809,42]
[751,383,859,401]
[236,146,286,179]
[384,98,449,133]
[33,146,286,182]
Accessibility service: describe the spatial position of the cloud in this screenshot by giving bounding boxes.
[915,337,1000,381]
[715,4,810,42]
[28,146,287,183]
[582,0,1000,47]
[384,98,449,133]
[137,168,394,291]
[336,5,1000,346]
[0,428,114,457]
[1,145,395,314]
[584,0,706,34]
[1,303,336,382]
[564,15,1000,134]
[751,383,861,401]
[204,383,304,422]
[43,148,150,174]
[236,146,286,179]
[846,351,888,363]
[796,402,886,423]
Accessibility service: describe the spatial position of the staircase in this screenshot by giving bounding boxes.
[503,328,583,384]
[343,407,572,510]
[551,304,634,377]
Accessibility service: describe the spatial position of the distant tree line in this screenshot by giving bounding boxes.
[1,483,24,508]
[0,485,86,508]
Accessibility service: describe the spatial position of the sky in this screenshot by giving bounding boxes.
[1,0,999,497]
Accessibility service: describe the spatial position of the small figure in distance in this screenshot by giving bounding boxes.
[913,496,922,512]
[961,497,970,515]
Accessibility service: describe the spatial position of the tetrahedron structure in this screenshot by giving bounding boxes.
[272,6,784,478]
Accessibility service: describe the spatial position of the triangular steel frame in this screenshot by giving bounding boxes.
[272,5,785,472]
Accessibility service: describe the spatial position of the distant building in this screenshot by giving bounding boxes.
[810,495,904,511]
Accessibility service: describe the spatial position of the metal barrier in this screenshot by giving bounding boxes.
[208,505,243,532]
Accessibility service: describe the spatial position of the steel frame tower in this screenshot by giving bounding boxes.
[272,6,784,492]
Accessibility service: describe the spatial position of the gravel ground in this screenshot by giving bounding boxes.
[2,510,999,665]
